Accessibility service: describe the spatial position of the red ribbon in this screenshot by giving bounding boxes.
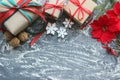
[30,30,45,46]
[30,22,48,46]
[102,44,118,57]
[0,0,46,25]
[44,0,63,17]
[69,0,92,22]
[0,28,5,32]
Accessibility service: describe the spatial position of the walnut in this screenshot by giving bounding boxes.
[9,37,20,48]
[18,32,28,42]
[4,31,14,41]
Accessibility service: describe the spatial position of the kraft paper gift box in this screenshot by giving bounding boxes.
[0,0,42,35]
[64,0,97,24]
[44,0,64,19]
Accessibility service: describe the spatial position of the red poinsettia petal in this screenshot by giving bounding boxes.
[91,30,103,39]
[90,15,109,29]
[98,15,109,26]
[91,25,102,30]
[107,18,119,32]
[100,31,116,44]
[113,2,120,16]
[90,20,102,30]
[115,21,120,31]
[108,25,119,32]
[108,17,118,25]
[106,10,117,18]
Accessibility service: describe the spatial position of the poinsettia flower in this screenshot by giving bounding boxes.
[106,2,120,31]
[90,15,118,44]
[107,2,120,21]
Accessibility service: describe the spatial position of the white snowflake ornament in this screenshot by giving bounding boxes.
[63,18,74,28]
[46,23,58,35]
[57,27,68,38]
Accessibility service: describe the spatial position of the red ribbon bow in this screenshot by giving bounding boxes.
[69,0,92,21]
[44,0,63,17]
[0,0,46,25]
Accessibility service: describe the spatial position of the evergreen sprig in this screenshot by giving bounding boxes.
[94,0,117,19]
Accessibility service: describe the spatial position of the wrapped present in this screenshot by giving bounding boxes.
[0,0,45,35]
[64,0,97,24]
[44,0,64,19]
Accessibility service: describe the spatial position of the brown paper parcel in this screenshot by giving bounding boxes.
[64,0,97,24]
[44,0,64,19]
[1,0,39,35]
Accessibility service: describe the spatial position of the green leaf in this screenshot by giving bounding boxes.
[94,0,97,3]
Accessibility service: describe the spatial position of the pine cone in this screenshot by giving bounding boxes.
[18,32,28,42]
[9,37,20,48]
[4,31,14,41]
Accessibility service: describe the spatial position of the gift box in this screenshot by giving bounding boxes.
[0,0,44,35]
[44,0,64,19]
[64,0,97,24]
